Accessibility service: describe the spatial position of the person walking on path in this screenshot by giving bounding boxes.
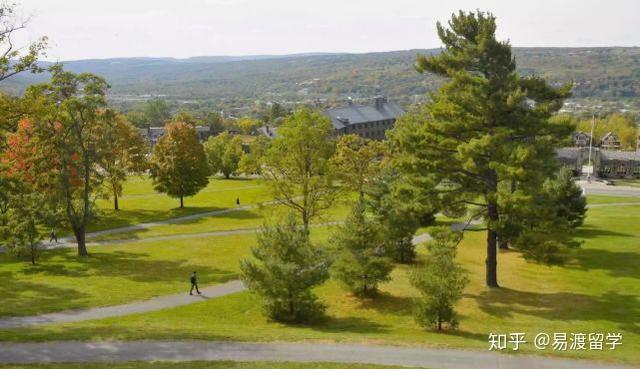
[49,230,58,243]
[189,271,201,295]
[236,197,240,206]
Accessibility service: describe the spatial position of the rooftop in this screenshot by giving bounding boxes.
[324,97,404,130]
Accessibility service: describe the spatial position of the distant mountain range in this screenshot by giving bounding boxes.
[2,48,639,109]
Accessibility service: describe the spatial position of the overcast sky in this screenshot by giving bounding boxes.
[12,0,640,61]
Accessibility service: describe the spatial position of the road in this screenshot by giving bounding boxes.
[0,341,635,369]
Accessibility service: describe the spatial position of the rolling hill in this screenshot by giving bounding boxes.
[2,48,639,110]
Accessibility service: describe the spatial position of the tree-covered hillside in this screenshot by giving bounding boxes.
[2,48,639,110]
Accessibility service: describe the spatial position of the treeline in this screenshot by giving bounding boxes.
[5,47,640,112]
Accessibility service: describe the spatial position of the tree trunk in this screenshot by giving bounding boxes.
[74,225,88,257]
[486,200,499,288]
[31,244,36,265]
[180,195,184,209]
[114,193,119,211]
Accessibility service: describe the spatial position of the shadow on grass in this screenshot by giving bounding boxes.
[358,292,414,318]
[89,206,228,233]
[471,288,640,333]
[1,250,238,317]
[568,248,640,279]
[88,209,264,242]
[21,250,238,283]
[0,271,91,318]
[309,316,390,334]
[574,226,635,240]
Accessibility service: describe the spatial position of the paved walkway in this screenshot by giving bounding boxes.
[0,280,245,329]
[0,341,635,369]
[0,230,429,329]
[53,204,263,247]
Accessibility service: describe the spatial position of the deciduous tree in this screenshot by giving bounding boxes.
[15,67,117,257]
[102,115,148,210]
[332,134,384,199]
[0,2,47,82]
[239,135,270,175]
[236,117,259,135]
[204,131,243,179]
[150,121,209,208]
[262,108,338,232]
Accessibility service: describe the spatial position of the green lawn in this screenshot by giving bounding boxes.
[2,205,638,364]
[586,194,640,204]
[0,362,418,369]
[85,175,271,233]
[89,201,351,243]
[0,227,336,317]
[609,179,640,188]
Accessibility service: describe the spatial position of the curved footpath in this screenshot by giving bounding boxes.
[0,341,635,369]
[0,231,430,329]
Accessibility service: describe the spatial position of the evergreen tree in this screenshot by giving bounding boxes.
[367,169,421,263]
[547,167,587,228]
[410,227,469,331]
[150,122,209,208]
[390,11,574,287]
[499,168,584,265]
[331,200,393,296]
[240,215,330,323]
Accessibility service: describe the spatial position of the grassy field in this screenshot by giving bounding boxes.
[0,227,336,317]
[586,194,640,204]
[85,176,271,233]
[89,202,352,242]
[609,179,640,188]
[0,363,418,369]
[2,205,638,364]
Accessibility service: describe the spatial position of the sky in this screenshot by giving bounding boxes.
[12,0,640,61]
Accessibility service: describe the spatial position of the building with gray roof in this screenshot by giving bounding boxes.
[324,97,404,140]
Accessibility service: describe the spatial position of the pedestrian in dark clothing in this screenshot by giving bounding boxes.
[236,197,240,206]
[49,231,58,243]
[189,271,201,295]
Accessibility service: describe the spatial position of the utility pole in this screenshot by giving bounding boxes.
[587,113,596,183]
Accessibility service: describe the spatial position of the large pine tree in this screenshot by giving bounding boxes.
[390,11,574,287]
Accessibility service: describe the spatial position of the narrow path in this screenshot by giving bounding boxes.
[0,231,426,328]
[59,204,259,243]
[61,221,342,248]
[0,341,634,369]
[42,201,637,249]
[0,280,245,329]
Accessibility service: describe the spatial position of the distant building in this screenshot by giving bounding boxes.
[600,132,621,150]
[139,125,215,148]
[555,147,640,178]
[257,125,277,138]
[324,97,404,140]
[571,131,592,147]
